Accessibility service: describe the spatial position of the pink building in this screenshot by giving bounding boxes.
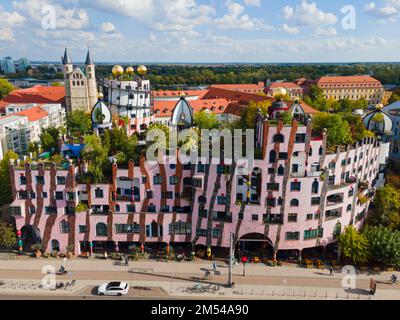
[8,117,388,260]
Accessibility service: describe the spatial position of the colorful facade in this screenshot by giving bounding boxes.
[9,116,389,257]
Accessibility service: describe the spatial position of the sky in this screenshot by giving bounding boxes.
[0,0,400,63]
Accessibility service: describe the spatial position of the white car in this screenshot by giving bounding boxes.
[97,282,129,296]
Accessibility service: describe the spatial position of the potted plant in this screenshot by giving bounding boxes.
[31,244,42,258]
[51,250,59,258]
[42,252,50,259]
[372,266,381,272]
[304,259,313,269]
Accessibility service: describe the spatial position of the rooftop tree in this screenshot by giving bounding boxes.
[66,110,92,136]
[312,113,353,148]
[0,151,19,206]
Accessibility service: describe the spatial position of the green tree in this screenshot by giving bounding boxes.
[194,111,219,130]
[40,127,59,152]
[241,100,271,129]
[364,226,400,267]
[367,184,400,230]
[0,224,16,248]
[66,110,92,136]
[0,151,19,206]
[313,113,353,148]
[82,135,109,183]
[341,113,374,142]
[0,78,15,100]
[338,225,370,266]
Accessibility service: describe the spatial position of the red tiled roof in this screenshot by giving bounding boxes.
[223,103,246,117]
[16,106,48,121]
[287,101,319,115]
[152,90,208,99]
[317,75,382,85]
[269,82,302,89]
[0,86,65,111]
[203,87,275,105]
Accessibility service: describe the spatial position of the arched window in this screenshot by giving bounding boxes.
[198,195,207,203]
[96,223,108,237]
[51,239,60,252]
[273,134,284,143]
[278,165,284,176]
[347,204,352,212]
[269,150,276,164]
[312,180,319,194]
[290,199,299,207]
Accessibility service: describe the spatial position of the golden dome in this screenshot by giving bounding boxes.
[137,65,147,76]
[273,87,288,97]
[98,92,104,99]
[112,65,124,77]
[126,66,134,75]
[376,103,384,110]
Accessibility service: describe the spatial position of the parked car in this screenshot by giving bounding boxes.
[97,282,129,296]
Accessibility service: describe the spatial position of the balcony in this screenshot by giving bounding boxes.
[212,212,233,223]
[114,194,140,202]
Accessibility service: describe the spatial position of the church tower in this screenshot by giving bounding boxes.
[85,49,98,109]
[62,48,73,113]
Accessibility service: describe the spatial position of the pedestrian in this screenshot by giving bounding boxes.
[330,266,334,276]
[212,261,217,273]
[125,255,129,267]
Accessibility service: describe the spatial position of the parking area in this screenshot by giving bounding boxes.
[76,285,169,299]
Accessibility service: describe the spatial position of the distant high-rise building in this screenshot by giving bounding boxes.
[0,56,16,74]
[16,57,30,72]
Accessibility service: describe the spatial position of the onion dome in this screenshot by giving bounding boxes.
[362,107,393,134]
[273,87,287,97]
[112,65,124,77]
[137,65,147,75]
[126,66,135,75]
[91,99,112,126]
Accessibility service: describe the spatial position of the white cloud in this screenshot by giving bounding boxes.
[80,0,155,19]
[0,5,25,26]
[0,26,14,42]
[244,0,261,7]
[315,27,337,36]
[101,22,116,33]
[13,0,90,30]
[364,2,399,21]
[282,1,337,27]
[148,33,158,43]
[215,1,273,31]
[282,24,300,34]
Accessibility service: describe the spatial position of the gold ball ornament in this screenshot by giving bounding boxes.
[112,65,124,77]
[376,103,384,110]
[126,67,135,75]
[273,87,288,97]
[137,65,147,76]
[98,92,104,99]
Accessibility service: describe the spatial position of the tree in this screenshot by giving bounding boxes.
[0,151,19,206]
[338,225,370,266]
[367,184,400,230]
[341,113,374,142]
[241,100,271,129]
[0,78,15,100]
[312,113,353,148]
[82,135,108,183]
[364,226,400,267]
[0,224,16,248]
[66,110,92,136]
[40,127,59,152]
[194,111,219,130]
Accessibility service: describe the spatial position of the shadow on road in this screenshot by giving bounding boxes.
[344,288,371,296]
[91,286,99,296]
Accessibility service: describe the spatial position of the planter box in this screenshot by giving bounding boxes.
[385,267,395,272]
[333,265,341,271]
[318,265,325,269]
[306,264,313,269]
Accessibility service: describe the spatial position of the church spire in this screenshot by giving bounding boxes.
[62,48,72,65]
[85,49,94,65]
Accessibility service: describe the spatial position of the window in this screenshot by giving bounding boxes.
[311,197,320,205]
[329,162,336,170]
[266,197,276,207]
[162,191,173,199]
[325,209,342,220]
[20,176,27,185]
[288,213,297,222]
[217,165,226,174]
[196,229,207,237]
[60,221,70,234]
[347,204,352,212]
[115,223,140,234]
[295,133,306,143]
[170,176,179,185]
[278,166,284,176]
[238,178,244,186]
[268,168,275,174]
[279,152,288,160]
[146,190,153,199]
[269,150,276,164]
[306,214,313,220]
[328,175,335,186]
[252,214,258,221]
[127,205,136,213]
[65,207,75,215]
[286,232,300,240]
[153,175,162,185]
[217,196,227,205]
[290,181,301,192]
[29,206,36,214]
[57,176,66,185]
[273,134,284,143]
[45,207,57,214]
[161,205,170,212]
[67,192,75,201]
[267,183,279,191]
[169,221,191,235]
[36,176,45,185]
[290,199,299,207]
[96,223,108,237]
[55,191,63,200]
[148,204,156,212]
[95,188,104,198]
[312,180,319,194]
[304,228,323,240]
[212,229,222,238]
[197,164,205,173]
[79,225,87,233]
[292,164,299,174]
